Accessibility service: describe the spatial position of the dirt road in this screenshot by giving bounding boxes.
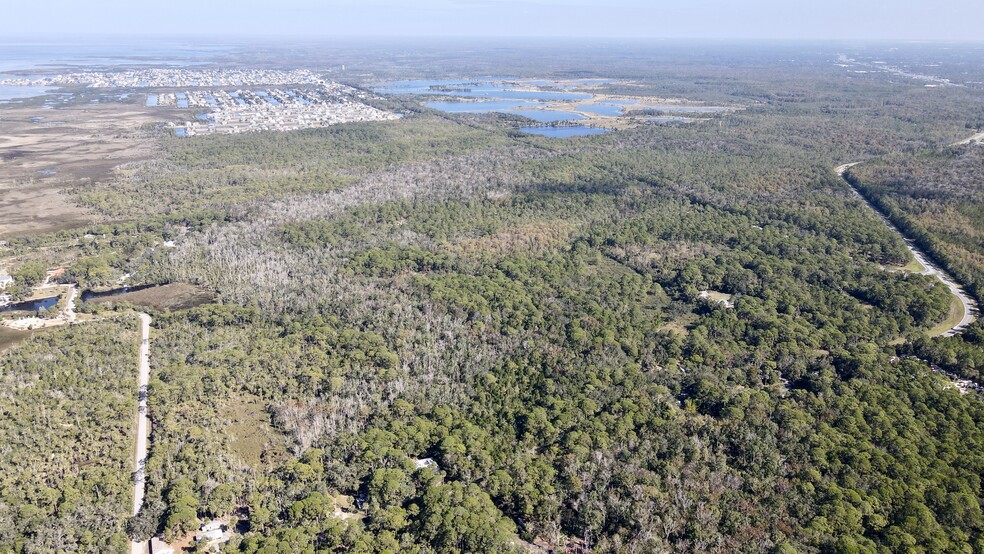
[951,131,984,146]
[129,313,151,554]
[836,164,977,337]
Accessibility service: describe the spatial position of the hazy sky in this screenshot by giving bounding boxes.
[3,0,983,41]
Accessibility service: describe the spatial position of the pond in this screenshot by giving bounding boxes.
[376,79,591,102]
[256,91,280,106]
[146,94,159,107]
[519,126,611,138]
[425,100,543,113]
[648,105,728,112]
[579,103,624,117]
[647,116,692,123]
[506,109,585,123]
[0,296,59,313]
[175,128,187,138]
[80,284,160,302]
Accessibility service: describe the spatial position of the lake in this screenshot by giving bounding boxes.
[579,103,624,117]
[506,109,585,123]
[376,79,591,101]
[0,84,53,102]
[647,116,692,123]
[0,296,59,313]
[648,105,728,113]
[519,126,610,138]
[425,100,543,113]
[80,284,159,302]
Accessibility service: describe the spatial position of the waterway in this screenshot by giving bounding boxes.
[0,84,54,102]
[648,105,728,113]
[506,109,584,123]
[519,126,610,138]
[0,296,59,313]
[579,104,624,117]
[80,284,161,303]
[376,79,591,101]
[425,100,543,113]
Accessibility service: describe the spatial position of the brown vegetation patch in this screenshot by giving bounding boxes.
[219,396,288,468]
[0,326,35,354]
[447,220,574,256]
[87,283,215,311]
[0,103,172,238]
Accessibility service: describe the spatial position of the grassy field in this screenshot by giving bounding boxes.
[219,395,288,468]
[886,257,927,274]
[926,294,967,337]
[87,283,214,311]
[0,326,34,353]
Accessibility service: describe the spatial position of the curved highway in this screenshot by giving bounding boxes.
[836,163,977,336]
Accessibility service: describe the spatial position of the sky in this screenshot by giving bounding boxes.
[2,0,983,42]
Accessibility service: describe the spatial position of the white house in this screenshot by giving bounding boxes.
[0,274,13,289]
[197,520,225,543]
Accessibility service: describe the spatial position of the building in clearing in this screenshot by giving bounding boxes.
[0,274,12,289]
[150,537,175,554]
[414,457,440,472]
[197,520,225,543]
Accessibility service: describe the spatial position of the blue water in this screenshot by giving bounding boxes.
[175,92,188,108]
[175,128,187,137]
[80,284,159,302]
[425,100,543,113]
[647,116,692,123]
[0,41,235,73]
[205,94,217,106]
[649,105,727,113]
[505,109,584,123]
[456,88,590,101]
[0,296,59,313]
[579,104,624,117]
[376,79,590,101]
[519,126,611,138]
[286,91,310,105]
[0,84,53,102]
[256,91,280,106]
[195,113,210,121]
[36,169,57,175]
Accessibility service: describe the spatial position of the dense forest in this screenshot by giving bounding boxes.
[4,42,984,553]
[0,320,138,553]
[849,143,984,385]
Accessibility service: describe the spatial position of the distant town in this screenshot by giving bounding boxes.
[150,85,398,136]
[0,68,326,88]
[0,69,399,136]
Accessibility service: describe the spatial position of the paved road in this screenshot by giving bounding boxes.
[837,164,977,336]
[129,313,151,554]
